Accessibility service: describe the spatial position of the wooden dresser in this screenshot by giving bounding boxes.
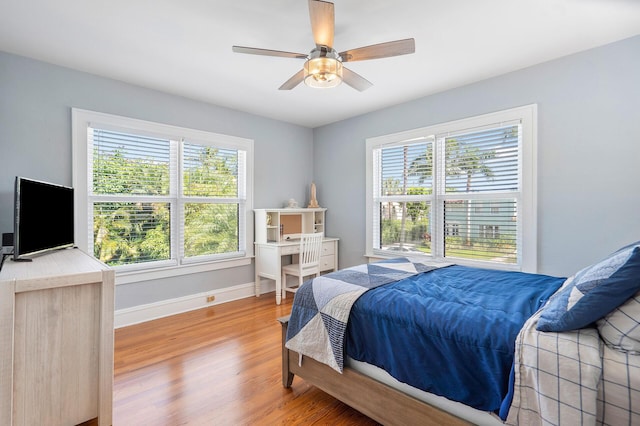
[0,248,114,425]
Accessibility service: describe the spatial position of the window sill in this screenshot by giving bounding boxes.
[365,252,451,268]
[114,256,253,285]
[365,252,522,272]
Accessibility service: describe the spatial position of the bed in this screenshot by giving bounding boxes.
[280,242,640,425]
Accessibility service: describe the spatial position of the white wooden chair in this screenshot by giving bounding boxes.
[282,233,324,299]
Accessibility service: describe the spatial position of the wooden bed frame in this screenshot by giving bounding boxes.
[278,316,471,426]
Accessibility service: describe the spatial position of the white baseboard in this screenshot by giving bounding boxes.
[114,279,276,328]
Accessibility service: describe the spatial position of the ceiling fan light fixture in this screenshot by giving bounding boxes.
[232,1,415,91]
[304,56,343,89]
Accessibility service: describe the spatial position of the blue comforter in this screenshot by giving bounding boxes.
[345,265,564,413]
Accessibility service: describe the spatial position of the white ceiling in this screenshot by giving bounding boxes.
[1,1,639,128]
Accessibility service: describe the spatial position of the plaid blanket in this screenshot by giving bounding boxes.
[598,344,640,424]
[285,257,444,373]
[506,309,603,425]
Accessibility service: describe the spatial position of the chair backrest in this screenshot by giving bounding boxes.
[298,233,323,271]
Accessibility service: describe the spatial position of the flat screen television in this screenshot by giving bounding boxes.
[14,177,75,260]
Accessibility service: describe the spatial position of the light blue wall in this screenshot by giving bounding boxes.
[0,51,314,309]
[314,35,640,277]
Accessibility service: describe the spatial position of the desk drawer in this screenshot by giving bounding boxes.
[321,241,335,256]
[281,245,300,255]
[320,255,335,272]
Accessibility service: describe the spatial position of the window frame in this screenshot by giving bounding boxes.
[365,105,537,272]
[72,108,254,284]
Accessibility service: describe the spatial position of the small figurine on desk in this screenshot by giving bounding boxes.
[286,198,298,208]
[308,182,320,208]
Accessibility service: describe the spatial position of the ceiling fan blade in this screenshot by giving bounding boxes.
[308,0,334,48]
[342,67,373,92]
[279,69,305,90]
[339,38,415,62]
[232,46,307,59]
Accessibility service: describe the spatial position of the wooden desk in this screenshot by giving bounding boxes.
[255,237,339,304]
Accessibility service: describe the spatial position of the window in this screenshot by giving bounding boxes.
[73,109,254,280]
[479,225,500,239]
[366,105,537,271]
[446,223,459,237]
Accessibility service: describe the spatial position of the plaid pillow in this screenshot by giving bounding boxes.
[597,291,640,353]
[537,243,640,332]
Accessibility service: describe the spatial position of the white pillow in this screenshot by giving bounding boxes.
[597,291,640,353]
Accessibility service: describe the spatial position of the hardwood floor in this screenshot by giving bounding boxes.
[114,293,380,425]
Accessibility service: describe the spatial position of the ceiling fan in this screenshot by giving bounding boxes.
[232,0,415,91]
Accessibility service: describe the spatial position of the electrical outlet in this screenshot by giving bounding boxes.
[206,295,215,303]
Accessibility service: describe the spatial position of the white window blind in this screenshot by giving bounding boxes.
[180,142,246,262]
[81,117,250,270]
[366,105,537,271]
[441,124,520,264]
[90,128,175,266]
[373,138,433,255]
[92,129,172,196]
[182,143,238,197]
[443,125,519,193]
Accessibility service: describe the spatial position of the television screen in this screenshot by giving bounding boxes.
[14,177,75,260]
